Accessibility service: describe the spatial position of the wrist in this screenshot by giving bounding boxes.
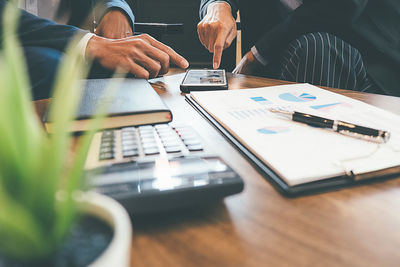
[85,35,109,60]
[104,8,131,23]
[245,51,263,68]
[246,51,256,62]
[207,1,232,14]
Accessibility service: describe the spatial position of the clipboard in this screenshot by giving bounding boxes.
[185,94,400,197]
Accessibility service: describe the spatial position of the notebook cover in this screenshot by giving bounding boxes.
[43,78,172,131]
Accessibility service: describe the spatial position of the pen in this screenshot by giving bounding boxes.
[269,107,391,143]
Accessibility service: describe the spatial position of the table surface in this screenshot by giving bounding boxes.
[131,71,400,267]
[35,71,400,267]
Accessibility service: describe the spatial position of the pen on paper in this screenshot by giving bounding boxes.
[269,107,390,143]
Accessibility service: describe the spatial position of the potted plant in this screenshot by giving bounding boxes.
[0,3,132,266]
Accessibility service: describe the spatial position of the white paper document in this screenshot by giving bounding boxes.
[190,84,400,186]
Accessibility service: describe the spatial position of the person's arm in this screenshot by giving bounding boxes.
[199,0,238,19]
[197,0,239,69]
[251,0,369,70]
[0,0,85,52]
[93,0,135,38]
[66,0,134,39]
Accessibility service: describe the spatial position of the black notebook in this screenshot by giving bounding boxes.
[44,78,172,133]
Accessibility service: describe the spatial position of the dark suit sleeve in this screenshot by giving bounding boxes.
[0,0,86,52]
[199,0,238,19]
[94,0,135,29]
[254,0,369,63]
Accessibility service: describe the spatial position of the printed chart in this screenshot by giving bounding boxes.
[279,92,316,102]
[250,96,272,105]
[310,102,352,112]
[228,108,270,120]
[257,126,290,135]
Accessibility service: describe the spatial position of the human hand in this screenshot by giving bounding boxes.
[197,2,237,69]
[95,9,133,39]
[86,34,189,79]
[233,51,262,75]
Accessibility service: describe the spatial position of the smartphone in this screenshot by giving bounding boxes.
[180,69,228,93]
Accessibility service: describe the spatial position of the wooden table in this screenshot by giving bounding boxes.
[34,71,400,267]
[130,71,400,267]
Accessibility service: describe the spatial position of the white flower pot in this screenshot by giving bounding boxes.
[80,192,132,267]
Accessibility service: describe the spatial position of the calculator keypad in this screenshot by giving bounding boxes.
[98,124,203,162]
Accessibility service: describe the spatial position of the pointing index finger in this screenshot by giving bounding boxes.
[213,30,230,69]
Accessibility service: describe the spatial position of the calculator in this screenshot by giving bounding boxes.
[85,124,244,214]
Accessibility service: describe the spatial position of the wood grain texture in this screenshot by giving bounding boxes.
[134,71,400,267]
[34,71,400,267]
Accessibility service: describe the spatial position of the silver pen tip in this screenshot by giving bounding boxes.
[268,106,293,115]
[382,131,391,143]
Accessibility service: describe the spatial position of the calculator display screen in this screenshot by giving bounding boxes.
[87,156,237,192]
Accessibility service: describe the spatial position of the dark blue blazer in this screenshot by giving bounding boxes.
[59,0,135,31]
[0,0,134,52]
[0,0,84,52]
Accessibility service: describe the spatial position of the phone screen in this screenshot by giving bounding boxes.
[182,70,226,85]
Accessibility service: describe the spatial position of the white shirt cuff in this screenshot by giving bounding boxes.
[251,46,268,66]
[77,33,96,60]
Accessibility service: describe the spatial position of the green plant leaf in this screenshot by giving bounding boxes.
[0,1,120,260]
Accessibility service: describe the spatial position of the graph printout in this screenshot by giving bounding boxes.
[190,84,400,186]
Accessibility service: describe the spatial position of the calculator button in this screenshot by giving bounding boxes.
[142,143,158,150]
[138,125,153,130]
[144,148,160,155]
[160,136,178,143]
[122,137,137,143]
[123,149,139,157]
[139,129,154,134]
[122,144,139,151]
[187,144,203,151]
[180,133,197,140]
[158,130,176,136]
[139,133,155,140]
[99,152,115,160]
[122,132,136,138]
[184,139,201,146]
[162,140,181,147]
[140,137,156,144]
[100,142,114,149]
[165,145,182,153]
[122,127,136,132]
[122,140,138,146]
[139,133,154,138]
[102,130,115,137]
[101,137,115,143]
[100,147,115,154]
